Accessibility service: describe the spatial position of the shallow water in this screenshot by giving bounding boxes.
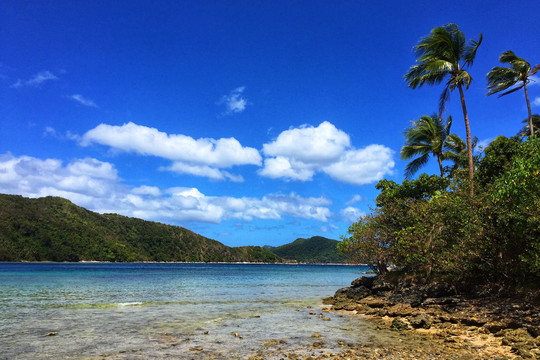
[0,263,375,359]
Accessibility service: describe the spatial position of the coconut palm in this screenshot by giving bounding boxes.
[487,51,540,137]
[517,114,540,138]
[443,133,478,178]
[401,114,452,178]
[404,24,482,195]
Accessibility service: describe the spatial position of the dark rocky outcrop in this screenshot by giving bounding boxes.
[326,275,540,359]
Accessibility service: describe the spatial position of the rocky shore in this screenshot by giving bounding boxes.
[322,276,540,359]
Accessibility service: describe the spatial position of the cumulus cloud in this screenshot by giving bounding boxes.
[0,153,332,225]
[219,86,248,114]
[69,94,98,108]
[533,97,540,107]
[11,70,58,88]
[81,122,261,181]
[259,121,394,185]
[345,194,362,205]
[340,206,365,223]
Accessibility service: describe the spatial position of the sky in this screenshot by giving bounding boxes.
[1,1,539,247]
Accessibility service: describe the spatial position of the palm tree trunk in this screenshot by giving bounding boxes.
[436,154,444,178]
[458,84,474,196]
[524,82,534,136]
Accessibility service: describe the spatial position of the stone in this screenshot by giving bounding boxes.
[390,318,410,331]
[409,314,433,329]
[351,276,375,289]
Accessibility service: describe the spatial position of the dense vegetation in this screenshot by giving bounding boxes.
[0,194,280,263]
[339,24,540,295]
[268,236,346,263]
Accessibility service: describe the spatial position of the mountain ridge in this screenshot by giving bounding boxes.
[0,194,280,263]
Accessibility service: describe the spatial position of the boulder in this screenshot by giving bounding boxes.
[351,276,375,289]
[409,314,433,329]
[390,317,410,331]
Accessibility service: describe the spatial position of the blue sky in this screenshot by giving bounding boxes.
[1,1,539,247]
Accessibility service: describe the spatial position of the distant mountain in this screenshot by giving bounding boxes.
[268,236,346,263]
[0,194,280,263]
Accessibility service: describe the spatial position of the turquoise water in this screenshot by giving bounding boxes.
[0,263,374,359]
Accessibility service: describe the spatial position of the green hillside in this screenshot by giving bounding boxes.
[0,194,280,263]
[269,236,346,263]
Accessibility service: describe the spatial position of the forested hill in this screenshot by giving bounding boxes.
[0,194,280,263]
[268,236,346,263]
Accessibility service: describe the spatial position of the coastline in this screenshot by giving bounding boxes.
[322,276,540,359]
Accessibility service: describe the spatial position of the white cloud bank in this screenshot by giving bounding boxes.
[340,206,365,223]
[259,121,394,185]
[0,153,331,224]
[81,122,261,181]
[11,70,58,88]
[219,86,248,114]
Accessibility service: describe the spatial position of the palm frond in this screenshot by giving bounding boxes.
[497,84,525,97]
[439,86,451,115]
[464,33,482,67]
[499,50,519,64]
[404,153,430,179]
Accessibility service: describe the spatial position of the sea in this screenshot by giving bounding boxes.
[0,263,378,359]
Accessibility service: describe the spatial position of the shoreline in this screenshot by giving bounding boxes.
[5,260,367,266]
[323,276,540,359]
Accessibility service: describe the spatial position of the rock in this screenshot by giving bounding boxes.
[359,296,391,308]
[484,321,506,333]
[386,304,414,317]
[46,332,57,336]
[334,286,372,302]
[424,283,454,298]
[371,277,393,293]
[311,333,322,338]
[351,276,375,289]
[390,318,410,331]
[409,314,433,329]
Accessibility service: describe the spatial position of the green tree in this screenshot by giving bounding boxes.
[487,51,540,137]
[400,113,452,178]
[518,114,540,138]
[404,24,482,195]
[443,133,479,178]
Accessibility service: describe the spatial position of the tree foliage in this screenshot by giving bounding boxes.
[340,138,540,289]
[405,23,482,194]
[0,195,280,263]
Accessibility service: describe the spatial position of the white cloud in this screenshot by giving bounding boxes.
[81,122,261,181]
[533,97,540,107]
[11,71,58,88]
[0,153,332,225]
[263,121,350,164]
[477,137,495,151]
[162,162,244,182]
[259,122,394,185]
[219,86,248,114]
[345,194,362,205]
[323,145,394,186]
[69,94,98,108]
[340,206,365,223]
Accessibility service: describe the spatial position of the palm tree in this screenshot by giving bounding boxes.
[404,24,482,196]
[487,51,540,137]
[443,133,478,177]
[401,113,452,178]
[517,114,540,138]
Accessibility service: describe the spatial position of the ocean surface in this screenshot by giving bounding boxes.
[0,263,377,359]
